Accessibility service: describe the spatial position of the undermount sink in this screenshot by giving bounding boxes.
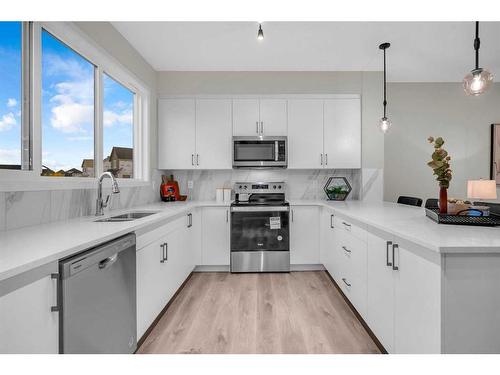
[94,211,159,222]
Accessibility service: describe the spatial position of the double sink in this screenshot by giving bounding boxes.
[94,211,159,222]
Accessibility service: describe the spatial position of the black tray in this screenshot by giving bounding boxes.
[425,208,500,227]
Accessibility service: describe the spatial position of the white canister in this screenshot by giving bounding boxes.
[223,188,232,202]
[216,188,224,203]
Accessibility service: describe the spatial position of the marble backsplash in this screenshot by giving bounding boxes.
[161,169,367,201]
[0,184,159,232]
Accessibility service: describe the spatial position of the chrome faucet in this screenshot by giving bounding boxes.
[95,172,120,216]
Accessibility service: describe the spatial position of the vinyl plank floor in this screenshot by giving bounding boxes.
[136,271,380,354]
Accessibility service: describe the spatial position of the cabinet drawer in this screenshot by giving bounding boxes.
[333,216,367,242]
[136,215,187,250]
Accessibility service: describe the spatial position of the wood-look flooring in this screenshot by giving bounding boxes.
[137,271,380,354]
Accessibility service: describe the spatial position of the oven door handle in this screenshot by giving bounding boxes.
[230,206,290,212]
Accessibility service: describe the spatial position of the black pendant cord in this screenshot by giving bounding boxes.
[474,21,480,70]
[383,47,387,118]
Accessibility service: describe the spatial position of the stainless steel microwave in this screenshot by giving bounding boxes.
[232,136,287,168]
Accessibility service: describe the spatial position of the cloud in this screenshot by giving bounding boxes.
[7,98,18,108]
[0,112,17,132]
[103,109,132,128]
[66,136,93,142]
[0,148,20,164]
[51,102,93,133]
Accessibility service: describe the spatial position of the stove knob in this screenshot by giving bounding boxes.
[273,185,277,189]
[278,185,282,189]
[244,185,247,189]
[239,185,242,189]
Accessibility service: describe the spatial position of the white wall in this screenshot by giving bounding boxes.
[384,83,500,203]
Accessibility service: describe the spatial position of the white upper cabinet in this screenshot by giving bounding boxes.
[259,99,287,136]
[233,99,260,136]
[158,98,196,169]
[288,99,324,169]
[195,99,232,169]
[324,98,361,168]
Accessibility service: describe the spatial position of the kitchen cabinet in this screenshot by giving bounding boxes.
[320,209,337,275]
[233,99,260,136]
[323,98,361,168]
[195,99,232,169]
[288,99,324,169]
[201,207,230,265]
[288,97,361,169]
[233,98,287,136]
[136,214,196,338]
[158,98,196,169]
[290,206,320,264]
[366,231,441,354]
[158,98,232,169]
[259,99,287,136]
[0,264,59,353]
[366,232,395,353]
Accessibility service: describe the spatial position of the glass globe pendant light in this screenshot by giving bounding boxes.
[379,42,392,133]
[463,21,493,96]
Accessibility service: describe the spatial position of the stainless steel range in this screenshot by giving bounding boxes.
[230,182,290,273]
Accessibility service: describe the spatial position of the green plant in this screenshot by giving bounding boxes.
[327,185,349,194]
[427,136,452,188]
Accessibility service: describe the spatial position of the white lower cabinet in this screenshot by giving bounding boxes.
[320,209,337,275]
[136,213,196,338]
[201,207,230,266]
[366,231,441,353]
[290,206,320,265]
[0,264,59,353]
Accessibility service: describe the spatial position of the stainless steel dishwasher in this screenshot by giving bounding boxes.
[59,233,137,354]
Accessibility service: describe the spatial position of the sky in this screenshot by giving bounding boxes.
[0,22,134,174]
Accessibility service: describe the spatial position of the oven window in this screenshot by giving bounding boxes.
[234,141,275,161]
[231,211,289,251]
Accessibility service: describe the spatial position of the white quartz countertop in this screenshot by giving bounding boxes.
[1,199,500,282]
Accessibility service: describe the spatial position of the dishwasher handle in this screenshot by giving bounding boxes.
[98,253,118,269]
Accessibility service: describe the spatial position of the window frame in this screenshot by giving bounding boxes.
[0,21,150,191]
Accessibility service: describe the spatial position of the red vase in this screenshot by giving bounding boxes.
[439,187,448,214]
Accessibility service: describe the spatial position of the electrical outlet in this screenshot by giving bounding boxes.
[187,180,194,189]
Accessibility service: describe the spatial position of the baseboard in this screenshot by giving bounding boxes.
[290,264,325,271]
[323,270,387,354]
[194,265,230,272]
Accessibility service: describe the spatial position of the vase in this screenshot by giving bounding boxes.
[439,186,448,214]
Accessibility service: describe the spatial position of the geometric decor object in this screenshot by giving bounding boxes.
[324,177,352,201]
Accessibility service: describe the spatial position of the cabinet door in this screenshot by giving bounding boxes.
[158,99,196,169]
[201,207,230,265]
[0,271,59,353]
[320,209,336,275]
[136,238,168,338]
[324,98,361,169]
[288,99,324,169]
[366,232,395,353]
[195,99,232,169]
[233,99,260,136]
[394,246,441,354]
[259,99,287,136]
[290,206,320,264]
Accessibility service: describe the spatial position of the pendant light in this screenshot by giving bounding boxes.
[379,42,392,133]
[257,23,264,41]
[463,21,493,96]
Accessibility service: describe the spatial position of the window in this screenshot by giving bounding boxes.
[103,73,135,179]
[41,30,95,177]
[0,22,22,169]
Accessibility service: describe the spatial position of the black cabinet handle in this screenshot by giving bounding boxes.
[50,273,59,312]
[330,214,334,228]
[386,241,393,267]
[342,278,351,287]
[392,243,399,271]
[165,242,168,261]
[160,243,165,263]
[342,246,351,253]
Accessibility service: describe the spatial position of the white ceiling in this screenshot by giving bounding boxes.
[111,22,500,82]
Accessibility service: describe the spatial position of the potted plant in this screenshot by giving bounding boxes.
[427,136,452,214]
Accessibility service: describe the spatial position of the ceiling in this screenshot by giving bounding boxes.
[112,22,500,82]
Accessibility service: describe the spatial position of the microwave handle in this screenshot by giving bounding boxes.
[275,141,279,161]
